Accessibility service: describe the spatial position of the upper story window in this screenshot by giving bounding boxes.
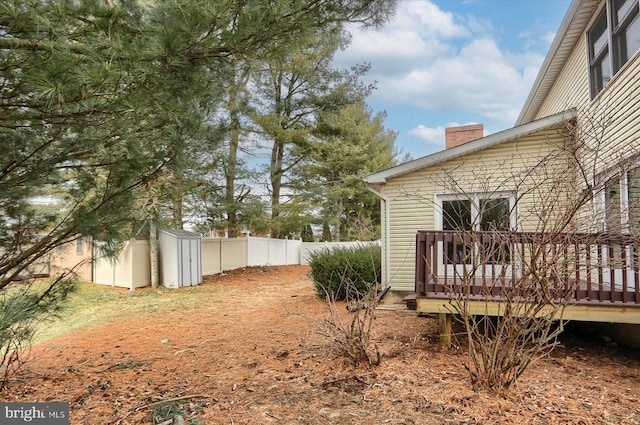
[588,0,640,98]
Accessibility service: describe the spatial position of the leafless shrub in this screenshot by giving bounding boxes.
[318,276,380,366]
[446,231,575,392]
[402,107,640,393]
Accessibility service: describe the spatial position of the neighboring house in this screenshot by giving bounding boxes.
[49,236,151,288]
[49,238,93,282]
[366,0,640,326]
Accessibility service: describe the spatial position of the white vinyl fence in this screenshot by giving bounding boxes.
[88,236,378,288]
[201,237,378,275]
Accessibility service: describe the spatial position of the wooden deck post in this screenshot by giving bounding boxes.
[439,313,452,348]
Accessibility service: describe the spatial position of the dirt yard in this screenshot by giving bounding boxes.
[3,265,640,424]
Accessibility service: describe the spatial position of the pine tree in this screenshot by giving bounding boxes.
[306,101,399,241]
[0,0,397,381]
[250,28,373,238]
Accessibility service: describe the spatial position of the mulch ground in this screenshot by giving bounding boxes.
[2,265,640,424]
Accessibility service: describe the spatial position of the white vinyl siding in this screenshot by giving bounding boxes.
[380,131,570,292]
[536,8,640,175]
[535,34,590,120]
[587,52,640,172]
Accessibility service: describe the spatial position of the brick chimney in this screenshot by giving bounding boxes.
[445,124,484,149]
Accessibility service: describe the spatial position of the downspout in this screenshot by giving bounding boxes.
[367,185,391,291]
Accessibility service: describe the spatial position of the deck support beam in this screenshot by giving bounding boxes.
[439,313,452,348]
[417,298,640,325]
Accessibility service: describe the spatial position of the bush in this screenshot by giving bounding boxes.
[308,244,381,300]
[0,277,75,389]
[318,280,380,366]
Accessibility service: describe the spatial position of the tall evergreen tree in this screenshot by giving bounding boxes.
[251,28,373,238]
[305,101,399,241]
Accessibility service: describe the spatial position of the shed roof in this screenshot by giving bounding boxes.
[516,0,599,125]
[365,109,576,185]
[160,229,201,239]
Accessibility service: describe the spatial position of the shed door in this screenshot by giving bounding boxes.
[181,239,192,286]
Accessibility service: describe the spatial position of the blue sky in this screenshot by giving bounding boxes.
[333,0,572,160]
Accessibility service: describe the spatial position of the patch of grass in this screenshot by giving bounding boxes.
[151,399,204,425]
[113,360,147,371]
[151,401,187,424]
[32,281,224,344]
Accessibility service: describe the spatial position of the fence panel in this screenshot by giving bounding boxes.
[221,238,248,271]
[201,238,222,275]
[246,237,303,266]
[247,237,270,266]
[287,239,302,265]
[267,238,287,265]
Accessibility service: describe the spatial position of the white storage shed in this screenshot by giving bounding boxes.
[159,229,202,288]
[93,240,151,290]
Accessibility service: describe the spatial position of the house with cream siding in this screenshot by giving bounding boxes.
[367,0,640,326]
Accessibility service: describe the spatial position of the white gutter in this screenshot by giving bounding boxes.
[367,185,391,291]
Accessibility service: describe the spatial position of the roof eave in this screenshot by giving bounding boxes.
[516,0,599,125]
[365,109,576,185]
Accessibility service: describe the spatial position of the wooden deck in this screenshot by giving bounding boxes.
[411,230,640,324]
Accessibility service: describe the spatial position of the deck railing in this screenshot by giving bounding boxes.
[415,230,640,306]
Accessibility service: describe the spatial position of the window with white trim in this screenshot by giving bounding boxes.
[600,164,640,233]
[439,195,514,232]
[588,0,640,98]
[438,194,515,264]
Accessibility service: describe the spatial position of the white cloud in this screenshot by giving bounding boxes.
[334,0,469,74]
[409,121,480,149]
[400,1,469,39]
[375,38,543,124]
[464,15,494,37]
[408,124,445,147]
[336,1,549,127]
[542,31,557,45]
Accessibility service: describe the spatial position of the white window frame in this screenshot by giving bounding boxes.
[76,238,83,255]
[588,0,640,99]
[595,164,640,233]
[594,164,640,289]
[434,192,517,232]
[434,192,518,277]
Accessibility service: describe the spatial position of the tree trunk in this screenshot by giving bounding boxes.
[172,198,183,229]
[270,138,284,239]
[169,159,184,229]
[226,81,241,238]
[333,198,342,242]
